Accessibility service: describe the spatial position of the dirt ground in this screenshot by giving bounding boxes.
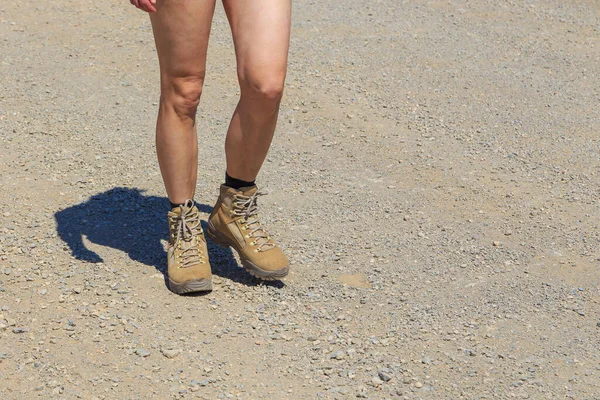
[1,0,599,399]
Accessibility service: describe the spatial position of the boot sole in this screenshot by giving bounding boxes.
[206,222,289,281]
[168,278,213,294]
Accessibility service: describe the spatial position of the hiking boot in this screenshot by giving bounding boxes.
[206,185,289,280]
[167,200,212,294]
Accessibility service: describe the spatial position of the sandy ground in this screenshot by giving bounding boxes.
[1,0,599,399]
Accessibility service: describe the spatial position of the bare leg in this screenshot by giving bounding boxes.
[222,0,292,182]
[150,0,217,203]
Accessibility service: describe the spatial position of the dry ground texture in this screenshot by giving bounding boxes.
[1,0,600,399]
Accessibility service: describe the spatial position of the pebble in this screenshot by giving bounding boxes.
[371,377,383,387]
[378,369,393,382]
[160,348,182,359]
[135,348,151,357]
[12,327,29,334]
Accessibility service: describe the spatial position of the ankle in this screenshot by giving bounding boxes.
[225,172,255,190]
[169,199,195,210]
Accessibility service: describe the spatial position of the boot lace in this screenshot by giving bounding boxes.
[232,190,276,252]
[172,200,205,267]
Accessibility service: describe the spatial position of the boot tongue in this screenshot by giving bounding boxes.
[168,207,182,218]
[221,185,258,207]
[180,235,200,246]
[239,185,258,196]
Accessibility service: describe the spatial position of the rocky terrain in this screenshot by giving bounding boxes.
[1,0,599,398]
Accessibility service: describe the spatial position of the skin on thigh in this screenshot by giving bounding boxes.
[222,0,292,89]
[150,0,217,93]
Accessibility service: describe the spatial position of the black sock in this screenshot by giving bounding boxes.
[169,201,187,210]
[225,172,255,190]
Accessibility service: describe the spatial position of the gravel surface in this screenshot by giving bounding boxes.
[1,0,600,398]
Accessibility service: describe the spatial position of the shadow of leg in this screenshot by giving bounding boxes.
[55,187,169,277]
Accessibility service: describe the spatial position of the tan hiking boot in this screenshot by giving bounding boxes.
[206,185,289,280]
[167,200,212,294]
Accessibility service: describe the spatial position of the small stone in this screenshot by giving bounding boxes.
[47,380,60,388]
[39,288,47,296]
[378,369,393,382]
[371,377,383,387]
[161,348,182,359]
[135,348,151,357]
[415,382,423,388]
[331,350,345,360]
[493,241,501,247]
[337,386,350,395]
[3,268,11,275]
[12,327,28,334]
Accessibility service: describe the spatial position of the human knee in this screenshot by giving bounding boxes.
[161,75,205,118]
[241,72,285,104]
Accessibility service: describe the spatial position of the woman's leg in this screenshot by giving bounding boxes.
[150,0,217,204]
[205,0,291,281]
[222,0,292,182]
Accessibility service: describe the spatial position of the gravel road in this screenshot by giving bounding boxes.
[1,0,599,398]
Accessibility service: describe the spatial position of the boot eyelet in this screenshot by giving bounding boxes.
[253,249,258,253]
[245,234,250,238]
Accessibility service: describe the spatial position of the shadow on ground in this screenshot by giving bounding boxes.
[54,187,282,288]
